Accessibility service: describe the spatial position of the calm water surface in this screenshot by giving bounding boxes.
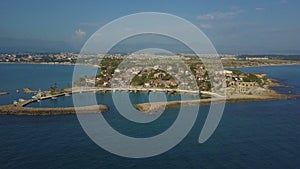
[0,64,299,169]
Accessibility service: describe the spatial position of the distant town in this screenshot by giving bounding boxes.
[0,52,300,65]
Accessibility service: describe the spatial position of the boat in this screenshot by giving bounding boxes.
[13,100,18,105]
[0,92,9,96]
[18,98,26,102]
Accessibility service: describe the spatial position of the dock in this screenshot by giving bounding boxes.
[0,90,108,115]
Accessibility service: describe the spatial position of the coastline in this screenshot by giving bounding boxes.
[0,88,109,115]
[0,61,100,68]
[134,93,295,114]
[0,86,295,115]
[2,59,300,69]
[134,77,298,114]
[0,61,74,66]
[2,90,293,115]
[0,62,299,115]
[222,60,300,69]
[224,62,300,69]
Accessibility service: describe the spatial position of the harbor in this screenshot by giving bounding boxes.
[0,88,108,115]
[0,85,295,115]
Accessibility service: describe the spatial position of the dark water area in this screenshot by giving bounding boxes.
[0,64,299,169]
[0,63,75,105]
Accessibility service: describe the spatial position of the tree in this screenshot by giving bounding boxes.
[232,70,242,75]
[50,83,57,95]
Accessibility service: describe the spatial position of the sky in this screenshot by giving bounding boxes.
[0,0,299,54]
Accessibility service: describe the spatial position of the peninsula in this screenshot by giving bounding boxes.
[1,53,299,115]
[74,55,298,113]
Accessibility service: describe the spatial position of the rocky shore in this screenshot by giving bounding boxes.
[0,62,297,116]
[134,93,295,114]
[0,86,296,115]
[134,76,297,114]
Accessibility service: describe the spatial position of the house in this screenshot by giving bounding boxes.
[144,83,150,87]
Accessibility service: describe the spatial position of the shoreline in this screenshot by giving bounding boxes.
[224,62,300,69]
[1,91,295,115]
[0,87,296,115]
[1,60,300,69]
[0,62,100,68]
[0,61,74,66]
[134,77,298,114]
[134,93,296,114]
[0,62,299,115]
[0,89,109,115]
[221,59,300,69]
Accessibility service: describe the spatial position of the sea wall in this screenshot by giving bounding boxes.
[134,94,293,114]
[0,105,108,116]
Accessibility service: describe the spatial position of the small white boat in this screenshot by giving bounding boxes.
[18,98,26,102]
[13,100,18,105]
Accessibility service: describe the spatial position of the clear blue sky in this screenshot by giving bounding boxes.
[0,0,299,54]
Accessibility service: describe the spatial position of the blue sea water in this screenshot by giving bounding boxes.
[0,63,75,105]
[0,64,299,169]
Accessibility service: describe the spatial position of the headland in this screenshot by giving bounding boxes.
[1,54,300,115]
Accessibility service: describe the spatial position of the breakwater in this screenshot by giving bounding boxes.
[0,90,108,115]
[134,93,293,114]
[0,104,108,115]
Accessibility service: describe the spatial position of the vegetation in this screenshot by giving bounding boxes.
[95,57,124,87]
[232,70,243,75]
[131,69,177,88]
[50,83,57,94]
[243,74,264,86]
[73,55,270,92]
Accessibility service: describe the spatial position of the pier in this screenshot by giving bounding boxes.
[0,89,108,115]
[70,87,224,97]
[3,86,288,115]
[0,86,224,115]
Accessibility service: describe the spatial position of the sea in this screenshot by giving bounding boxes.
[0,63,299,169]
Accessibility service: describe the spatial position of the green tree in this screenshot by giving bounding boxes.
[232,70,242,75]
[50,83,57,95]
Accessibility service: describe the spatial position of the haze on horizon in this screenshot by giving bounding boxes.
[0,0,299,54]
